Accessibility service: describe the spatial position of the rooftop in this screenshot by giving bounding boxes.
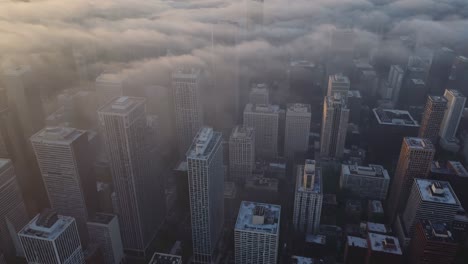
[368,233,402,255]
[342,164,389,179]
[31,127,85,144]
[149,252,182,264]
[187,127,221,159]
[405,137,434,150]
[367,222,388,234]
[330,74,350,84]
[305,234,326,245]
[290,60,316,68]
[373,108,419,127]
[96,73,124,84]
[415,179,459,205]
[224,181,237,199]
[411,79,425,85]
[419,220,455,243]
[174,161,188,172]
[447,89,465,98]
[347,236,368,248]
[19,210,75,241]
[251,83,268,91]
[172,67,201,79]
[244,103,281,114]
[230,126,254,140]
[431,160,468,177]
[235,201,280,235]
[429,95,448,103]
[369,200,384,214]
[297,160,321,193]
[245,176,279,192]
[98,96,145,115]
[290,255,314,264]
[88,213,115,225]
[348,90,362,98]
[287,103,311,114]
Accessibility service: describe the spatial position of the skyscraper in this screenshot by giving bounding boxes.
[427,47,455,95]
[87,213,124,264]
[448,55,468,96]
[229,126,255,182]
[418,96,447,143]
[243,103,280,159]
[327,74,350,101]
[439,89,466,151]
[95,73,124,107]
[284,104,311,159]
[387,65,405,104]
[340,164,390,200]
[98,96,165,256]
[248,84,269,105]
[320,94,349,159]
[386,138,435,223]
[19,210,84,264]
[187,127,224,263]
[234,201,280,264]
[293,160,322,234]
[31,127,94,245]
[173,68,204,156]
[0,159,29,260]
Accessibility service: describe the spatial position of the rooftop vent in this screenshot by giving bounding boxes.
[431,182,445,196]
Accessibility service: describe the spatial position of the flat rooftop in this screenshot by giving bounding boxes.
[369,200,384,214]
[186,127,221,159]
[342,164,389,179]
[347,236,368,248]
[429,95,447,103]
[96,73,124,84]
[290,60,316,68]
[405,137,434,150]
[98,96,145,115]
[411,79,425,85]
[230,126,254,140]
[415,179,459,205]
[447,89,465,98]
[297,160,321,193]
[419,220,455,243]
[305,234,326,245]
[88,213,115,225]
[431,160,468,177]
[330,74,350,84]
[287,103,311,114]
[149,252,182,264]
[373,108,419,127]
[368,233,402,255]
[367,222,388,234]
[19,213,75,241]
[348,90,362,98]
[31,127,85,144]
[235,201,280,235]
[245,176,279,192]
[290,255,314,264]
[244,103,280,114]
[172,67,201,79]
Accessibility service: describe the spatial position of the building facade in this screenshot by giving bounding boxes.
[439,89,466,151]
[340,164,390,200]
[87,213,124,264]
[248,84,269,105]
[95,73,124,107]
[327,74,350,101]
[284,104,311,159]
[229,126,255,182]
[320,94,349,159]
[418,96,447,143]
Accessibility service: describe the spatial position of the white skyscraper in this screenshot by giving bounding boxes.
[229,126,255,182]
[187,127,224,263]
[19,210,84,264]
[284,103,311,159]
[243,103,280,159]
[327,74,350,101]
[95,73,124,107]
[87,213,124,264]
[31,127,93,245]
[98,96,165,255]
[320,94,349,159]
[0,159,29,260]
[234,201,280,264]
[173,68,204,156]
[293,160,322,234]
[439,89,466,151]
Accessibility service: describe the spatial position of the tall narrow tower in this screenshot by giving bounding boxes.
[229,126,255,182]
[284,103,311,159]
[439,89,466,151]
[173,68,204,156]
[320,94,349,159]
[187,127,224,263]
[418,95,447,143]
[98,96,165,256]
[327,74,350,102]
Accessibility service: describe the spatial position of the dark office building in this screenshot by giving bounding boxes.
[344,236,368,264]
[430,160,468,208]
[366,233,403,264]
[427,47,456,95]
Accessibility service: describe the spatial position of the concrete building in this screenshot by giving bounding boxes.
[284,104,311,159]
[234,201,280,264]
[409,220,458,264]
[95,73,124,107]
[0,159,29,260]
[248,84,269,105]
[293,160,322,234]
[418,96,448,143]
[149,252,182,264]
[229,126,255,182]
[340,164,390,200]
[98,97,165,256]
[87,213,124,264]
[187,127,224,263]
[172,68,204,156]
[387,138,435,223]
[448,56,468,96]
[348,90,362,124]
[327,74,350,101]
[387,65,405,104]
[366,233,403,264]
[320,94,349,159]
[430,160,468,208]
[344,236,368,264]
[439,89,466,152]
[243,103,280,159]
[427,47,455,95]
[19,210,84,264]
[31,127,94,245]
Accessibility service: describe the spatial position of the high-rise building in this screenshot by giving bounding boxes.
[31,127,94,244]
[348,90,362,124]
[149,252,182,264]
[427,47,455,95]
[365,233,403,264]
[409,220,458,264]
[386,138,435,222]
[320,94,349,159]
[402,179,460,237]
[284,104,311,159]
[418,96,448,143]
[98,96,165,256]
[439,89,466,152]
[293,160,322,234]
[19,210,84,264]
[229,126,255,182]
[187,127,224,263]
[340,164,390,200]
[399,79,427,108]
[387,65,405,104]
[248,83,269,105]
[430,160,468,209]
[243,103,280,159]
[448,55,468,96]
[172,68,204,156]
[327,74,350,101]
[234,201,280,264]
[95,73,124,107]
[87,213,124,264]
[0,159,29,260]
